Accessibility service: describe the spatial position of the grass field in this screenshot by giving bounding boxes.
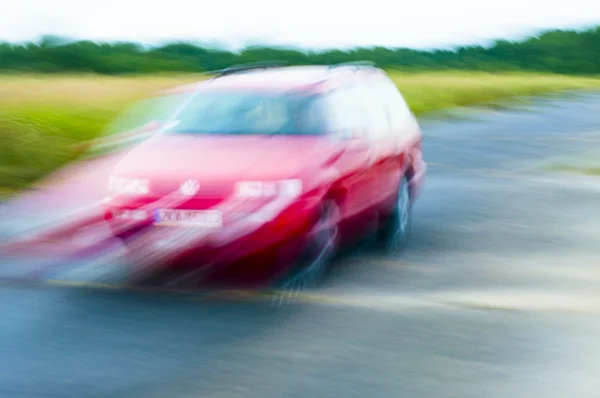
[2,71,600,195]
[545,152,600,176]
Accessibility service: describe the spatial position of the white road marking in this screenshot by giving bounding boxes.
[429,290,600,313]
[6,279,598,314]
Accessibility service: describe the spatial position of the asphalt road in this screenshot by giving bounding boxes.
[2,92,600,398]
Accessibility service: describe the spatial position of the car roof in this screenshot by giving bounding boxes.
[161,65,384,96]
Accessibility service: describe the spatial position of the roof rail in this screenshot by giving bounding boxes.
[329,61,378,70]
[213,61,289,78]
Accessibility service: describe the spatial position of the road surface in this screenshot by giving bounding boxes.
[2,92,600,398]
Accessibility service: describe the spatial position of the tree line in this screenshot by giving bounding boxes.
[0,26,598,75]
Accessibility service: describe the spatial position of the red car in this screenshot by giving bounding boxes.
[103,62,426,288]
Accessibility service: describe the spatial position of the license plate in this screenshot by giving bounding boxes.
[154,209,222,227]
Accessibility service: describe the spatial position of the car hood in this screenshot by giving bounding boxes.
[110,133,336,187]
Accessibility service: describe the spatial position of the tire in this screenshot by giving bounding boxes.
[276,200,340,295]
[376,175,412,254]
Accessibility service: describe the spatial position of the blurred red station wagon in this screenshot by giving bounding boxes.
[103,62,427,288]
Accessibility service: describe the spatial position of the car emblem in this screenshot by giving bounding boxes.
[180,180,200,196]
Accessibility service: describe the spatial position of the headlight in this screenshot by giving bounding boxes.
[112,208,148,220]
[108,176,149,195]
[235,179,302,198]
[278,179,303,197]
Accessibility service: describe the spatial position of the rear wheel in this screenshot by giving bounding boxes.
[376,176,412,254]
[276,200,340,296]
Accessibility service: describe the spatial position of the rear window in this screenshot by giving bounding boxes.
[163,91,327,136]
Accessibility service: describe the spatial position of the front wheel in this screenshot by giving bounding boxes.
[376,176,412,254]
[275,200,340,296]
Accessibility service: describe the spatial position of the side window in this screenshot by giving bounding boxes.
[376,78,414,133]
[352,81,391,141]
[323,87,365,139]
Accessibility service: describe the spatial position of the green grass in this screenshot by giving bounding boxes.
[543,149,600,176]
[387,71,600,114]
[546,165,600,176]
[545,163,600,176]
[2,71,600,194]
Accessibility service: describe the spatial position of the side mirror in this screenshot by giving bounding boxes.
[142,119,180,133]
[339,128,363,141]
[140,120,161,132]
[350,130,364,140]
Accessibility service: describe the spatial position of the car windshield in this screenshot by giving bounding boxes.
[162,91,327,136]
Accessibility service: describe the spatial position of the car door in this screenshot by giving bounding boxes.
[322,85,376,224]
[352,79,398,209]
[376,77,423,194]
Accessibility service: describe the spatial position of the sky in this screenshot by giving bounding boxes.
[2,0,600,50]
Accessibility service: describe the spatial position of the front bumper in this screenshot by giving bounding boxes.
[104,194,322,271]
[409,155,427,201]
